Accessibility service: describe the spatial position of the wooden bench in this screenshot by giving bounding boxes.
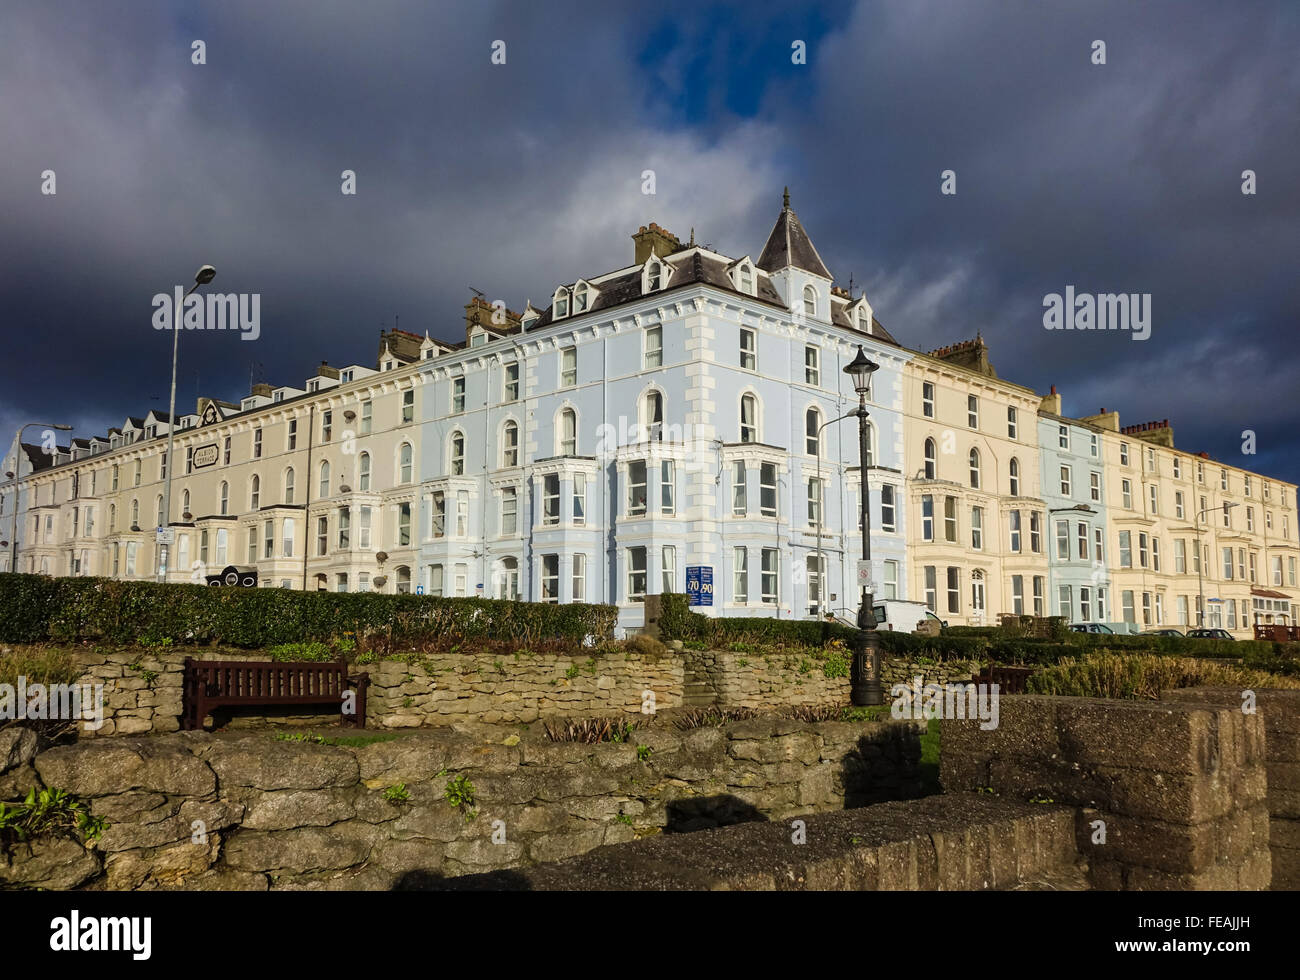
[1254,624,1300,642]
[182,658,370,730]
[969,665,1037,695]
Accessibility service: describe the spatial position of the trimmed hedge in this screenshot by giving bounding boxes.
[0,573,618,650]
[656,593,1300,669]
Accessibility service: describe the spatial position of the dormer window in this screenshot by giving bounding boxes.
[470,331,487,347]
[574,283,589,313]
[858,309,870,333]
[648,260,662,291]
[341,369,354,382]
[308,380,320,392]
[273,391,285,402]
[554,287,570,319]
[731,259,755,296]
[802,285,817,318]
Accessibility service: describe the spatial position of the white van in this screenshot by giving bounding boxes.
[871,599,946,633]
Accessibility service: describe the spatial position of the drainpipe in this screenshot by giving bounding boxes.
[300,404,315,591]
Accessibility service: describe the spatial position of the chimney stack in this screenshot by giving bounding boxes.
[632,222,683,265]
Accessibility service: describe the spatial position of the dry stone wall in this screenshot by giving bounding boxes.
[56,647,972,735]
[0,717,923,890]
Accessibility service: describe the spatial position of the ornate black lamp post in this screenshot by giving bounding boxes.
[844,346,882,706]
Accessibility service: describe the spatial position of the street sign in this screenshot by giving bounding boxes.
[156,528,174,544]
[685,566,713,607]
[856,560,873,589]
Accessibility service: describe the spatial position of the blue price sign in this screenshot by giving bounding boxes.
[685,566,713,607]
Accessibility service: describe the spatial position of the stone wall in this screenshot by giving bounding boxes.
[61,647,972,735]
[0,717,923,890]
[684,649,981,711]
[366,651,683,727]
[941,695,1272,890]
[443,794,1085,891]
[1164,687,1300,889]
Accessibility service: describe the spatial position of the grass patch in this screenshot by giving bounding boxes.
[918,718,941,796]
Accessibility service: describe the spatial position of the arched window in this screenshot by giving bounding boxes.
[559,409,577,455]
[156,495,164,527]
[858,308,871,333]
[805,407,821,456]
[450,431,465,475]
[574,283,588,313]
[647,258,662,292]
[740,264,753,293]
[109,503,116,531]
[358,453,371,491]
[218,482,229,515]
[284,467,295,504]
[924,439,936,480]
[643,391,664,441]
[1009,458,1020,497]
[502,422,519,467]
[131,498,140,527]
[740,394,758,443]
[250,474,260,510]
[399,443,413,484]
[803,285,817,318]
[554,287,569,318]
[181,489,190,515]
[969,448,981,489]
[395,565,411,594]
[319,460,331,499]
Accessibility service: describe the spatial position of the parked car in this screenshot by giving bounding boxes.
[1141,628,1185,637]
[1069,623,1114,634]
[1187,628,1235,640]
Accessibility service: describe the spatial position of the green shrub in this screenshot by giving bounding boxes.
[0,787,107,851]
[1026,652,1300,700]
[0,573,617,651]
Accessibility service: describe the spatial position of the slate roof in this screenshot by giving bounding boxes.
[756,198,833,280]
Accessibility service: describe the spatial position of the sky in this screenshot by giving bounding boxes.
[2,0,1297,482]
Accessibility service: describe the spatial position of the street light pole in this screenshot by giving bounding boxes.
[1195,502,1237,628]
[157,265,216,583]
[843,346,882,706]
[6,422,74,573]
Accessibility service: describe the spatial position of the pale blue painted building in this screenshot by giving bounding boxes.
[410,198,912,630]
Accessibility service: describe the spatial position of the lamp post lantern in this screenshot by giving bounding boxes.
[844,346,882,706]
[157,265,216,583]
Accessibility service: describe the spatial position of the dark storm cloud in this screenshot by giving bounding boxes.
[1,0,1296,481]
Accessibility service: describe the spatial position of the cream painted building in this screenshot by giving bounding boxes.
[901,337,1049,625]
[1088,412,1299,636]
[7,330,439,593]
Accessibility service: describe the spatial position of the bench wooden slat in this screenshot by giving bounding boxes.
[181,658,369,731]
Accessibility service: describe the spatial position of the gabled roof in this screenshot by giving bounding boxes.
[756,189,833,280]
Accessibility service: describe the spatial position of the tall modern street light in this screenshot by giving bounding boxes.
[843,346,882,706]
[157,265,216,583]
[6,422,74,573]
[1195,501,1238,627]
